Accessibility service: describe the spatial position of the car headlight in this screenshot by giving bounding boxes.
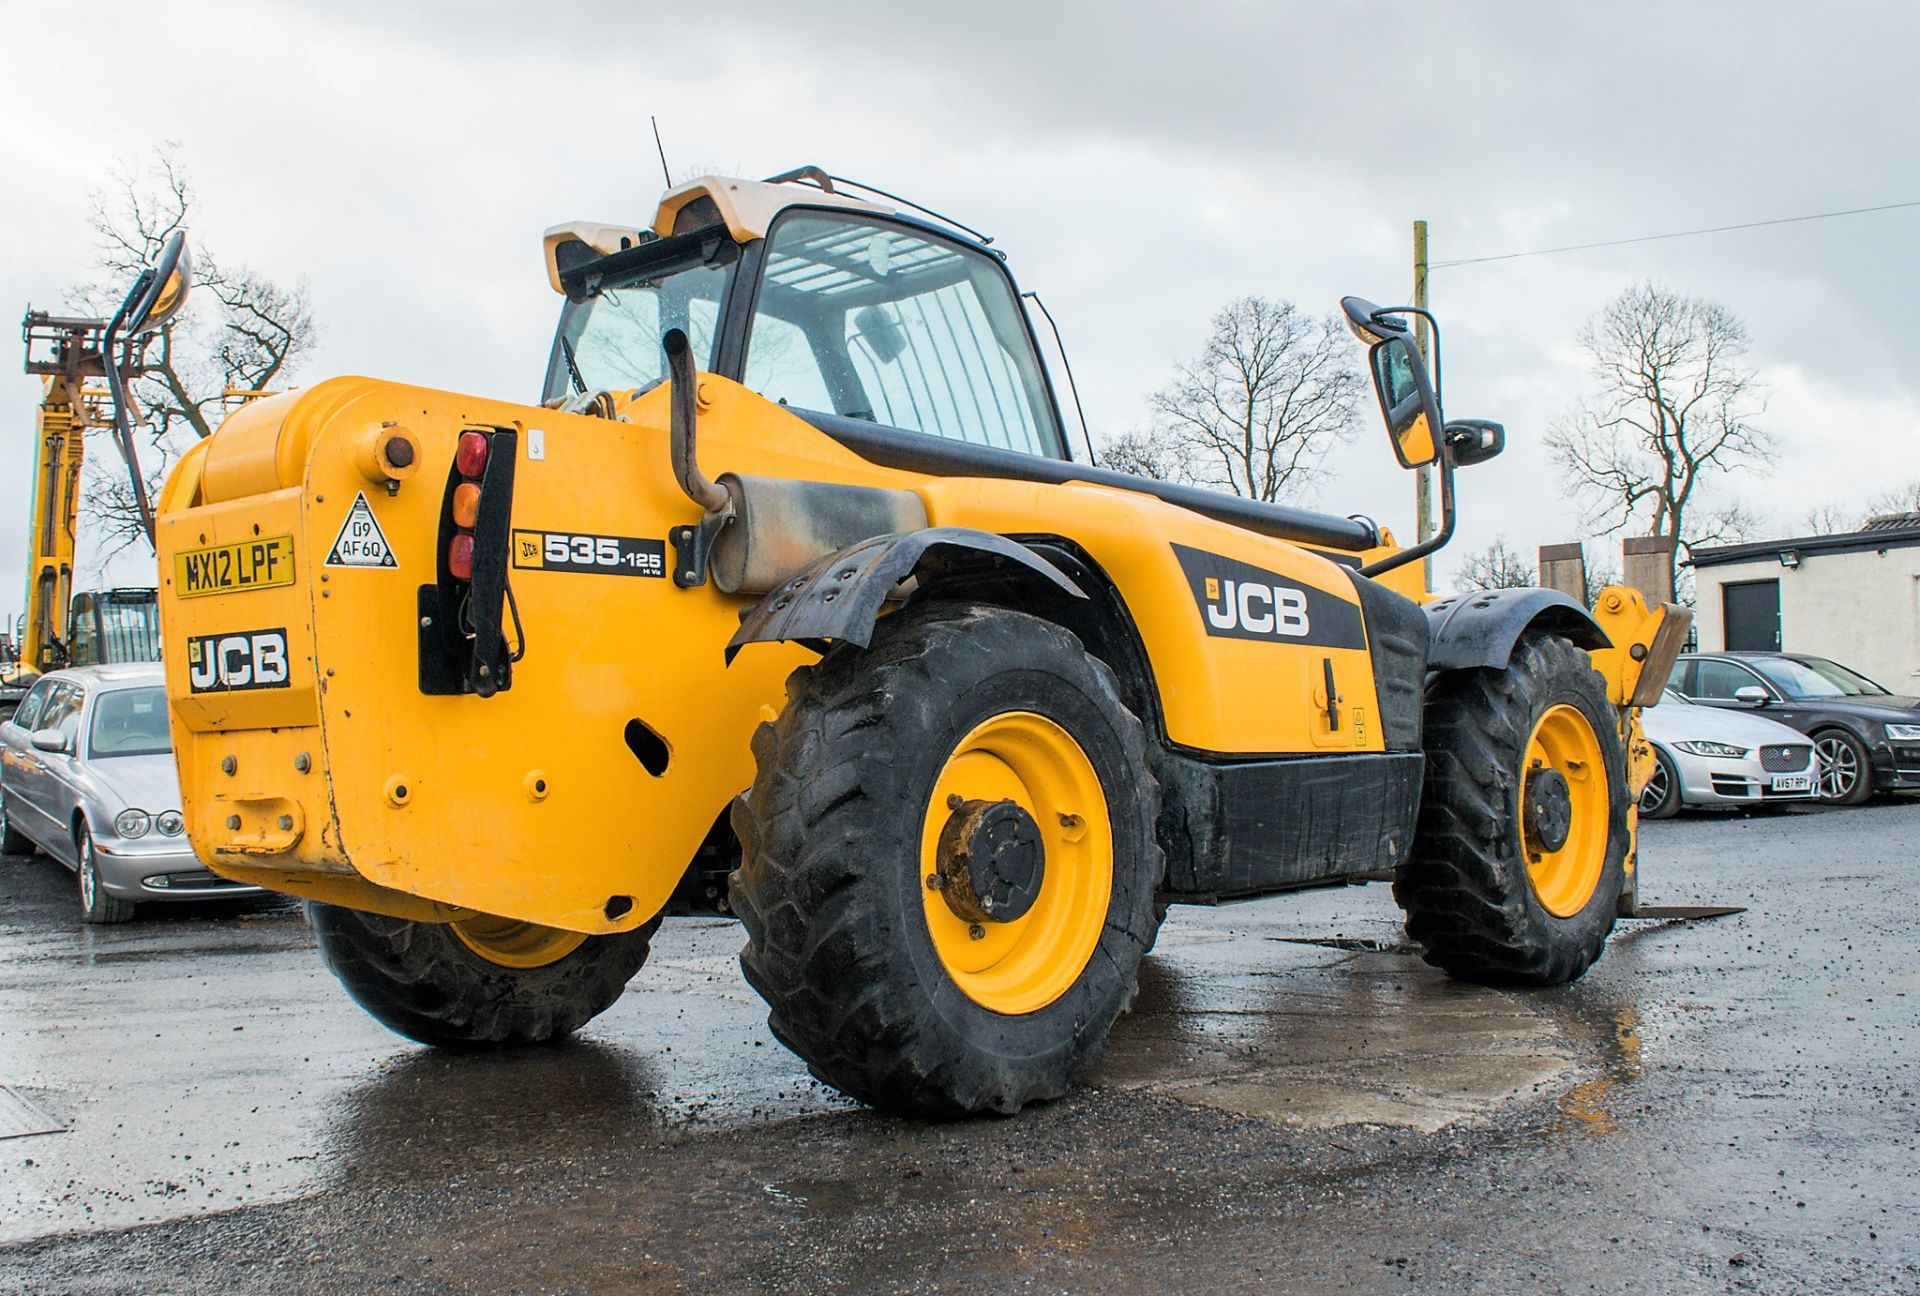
[113,808,152,839]
[155,811,185,836]
[1886,723,1920,741]
[1673,740,1749,758]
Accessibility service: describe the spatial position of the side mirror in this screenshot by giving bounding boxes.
[1338,296,1441,469]
[1444,418,1505,467]
[1367,333,1442,469]
[122,230,193,338]
[1734,685,1769,707]
[30,728,69,754]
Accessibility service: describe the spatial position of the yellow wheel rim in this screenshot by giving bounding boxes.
[919,711,1112,1016]
[1522,703,1610,918]
[450,914,588,969]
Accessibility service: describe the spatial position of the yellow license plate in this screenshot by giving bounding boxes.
[173,536,297,599]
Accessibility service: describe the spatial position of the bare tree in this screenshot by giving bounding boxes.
[76,145,318,557]
[1099,427,1190,483]
[1546,282,1771,594]
[1867,479,1920,520]
[1453,537,1536,592]
[1136,297,1362,502]
[1802,503,1860,536]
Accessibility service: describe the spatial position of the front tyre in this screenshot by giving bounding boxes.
[1397,634,1629,986]
[308,904,656,1046]
[731,603,1163,1117]
[77,824,136,924]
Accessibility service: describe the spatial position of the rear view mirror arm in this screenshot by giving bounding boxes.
[1359,449,1455,579]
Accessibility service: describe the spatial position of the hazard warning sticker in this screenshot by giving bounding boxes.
[325,493,398,568]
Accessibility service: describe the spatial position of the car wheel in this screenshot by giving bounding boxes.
[1812,730,1872,807]
[1638,748,1683,820]
[0,793,34,856]
[76,824,136,924]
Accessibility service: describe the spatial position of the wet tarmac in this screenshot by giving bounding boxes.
[0,800,1915,1293]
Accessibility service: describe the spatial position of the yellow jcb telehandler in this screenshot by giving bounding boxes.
[151,169,1685,1115]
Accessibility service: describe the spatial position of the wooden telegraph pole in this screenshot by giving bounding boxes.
[1412,219,1434,592]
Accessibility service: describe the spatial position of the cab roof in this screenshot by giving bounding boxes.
[542,171,897,295]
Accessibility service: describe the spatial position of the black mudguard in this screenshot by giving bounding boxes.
[1424,587,1609,671]
[725,527,1084,663]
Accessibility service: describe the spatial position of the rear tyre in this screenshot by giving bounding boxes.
[308,904,656,1046]
[1812,729,1872,806]
[76,824,136,924]
[731,602,1162,1117]
[0,793,33,856]
[1397,634,1628,986]
[1638,747,1683,820]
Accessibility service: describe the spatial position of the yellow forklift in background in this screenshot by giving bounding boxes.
[4,234,190,719]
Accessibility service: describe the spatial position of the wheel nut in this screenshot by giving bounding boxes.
[926,873,943,891]
[226,815,241,831]
[276,815,293,831]
[968,923,986,940]
[947,793,964,810]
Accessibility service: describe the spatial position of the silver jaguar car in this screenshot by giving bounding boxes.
[0,664,260,922]
[1638,688,1821,818]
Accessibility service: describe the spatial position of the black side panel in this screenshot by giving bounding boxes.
[1343,570,1430,752]
[792,408,1379,554]
[1156,751,1424,900]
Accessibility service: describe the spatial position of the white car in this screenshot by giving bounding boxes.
[1638,688,1821,818]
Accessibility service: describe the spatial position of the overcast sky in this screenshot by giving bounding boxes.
[5,0,1918,614]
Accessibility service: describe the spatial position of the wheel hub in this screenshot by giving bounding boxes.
[935,797,1046,925]
[1524,767,1574,854]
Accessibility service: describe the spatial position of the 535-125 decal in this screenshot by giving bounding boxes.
[512,529,666,578]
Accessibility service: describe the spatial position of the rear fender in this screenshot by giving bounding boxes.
[725,527,1083,663]
[1424,587,1609,671]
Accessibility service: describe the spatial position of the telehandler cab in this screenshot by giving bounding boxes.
[153,170,1686,1115]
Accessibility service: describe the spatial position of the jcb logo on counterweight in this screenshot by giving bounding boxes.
[1171,544,1367,649]
[186,629,290,693]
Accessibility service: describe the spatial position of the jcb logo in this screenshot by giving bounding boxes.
[1203,577,1311,638]
[187,629,290,693]
[1173,543,1367,650]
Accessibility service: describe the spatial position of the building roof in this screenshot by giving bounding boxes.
[1691,516,1920,568]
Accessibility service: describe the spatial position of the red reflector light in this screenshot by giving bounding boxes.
[455,431,490,478]
[451,482,481,529]
[447,533,475,581]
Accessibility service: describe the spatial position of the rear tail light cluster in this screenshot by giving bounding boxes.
[447,431,490,581]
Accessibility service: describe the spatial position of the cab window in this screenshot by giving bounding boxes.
[544,237,734,403]
[743,213,1063,457]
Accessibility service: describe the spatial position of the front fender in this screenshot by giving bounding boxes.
[1425,587,1609,671]
[725,527,1084,663]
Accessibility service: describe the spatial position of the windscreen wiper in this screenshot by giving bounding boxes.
[559,334,588,396]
